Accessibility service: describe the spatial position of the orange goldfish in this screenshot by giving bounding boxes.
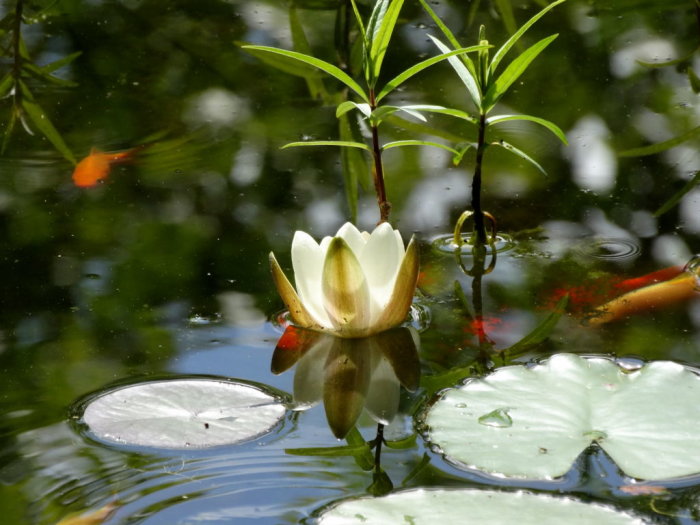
[588,268,698,326]
[72,147,141,187]
[541,259,698,326]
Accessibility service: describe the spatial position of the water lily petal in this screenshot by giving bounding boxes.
[319,236,332,254]
[269,252,320,330]
[322,237,372,336]
[335,222,366,257]
[292,334,333,410]
[365,348,400,425]
[373,327,421,391]
[323,337,371,438]
[271,325,322,374]
[394,228,405,257]
[291,231,331,327]
[372,236,420,333]
[359,223,403,319]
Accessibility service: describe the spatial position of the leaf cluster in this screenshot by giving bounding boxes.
[242,0,487,218]
[0,6,78,163]
[242,0,570,222]
[418,0,568,172]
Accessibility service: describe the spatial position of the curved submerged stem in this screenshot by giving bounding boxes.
[453,209,497,250]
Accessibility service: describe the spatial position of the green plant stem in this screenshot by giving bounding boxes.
[336,0,351,72]
[472,112,488,244]
[11,0,23,107]
[369,88,391,223]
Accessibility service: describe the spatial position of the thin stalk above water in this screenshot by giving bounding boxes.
[369,88,391,224]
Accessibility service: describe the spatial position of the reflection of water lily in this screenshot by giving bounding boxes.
[272,326,420,438]
[270,223,419,338]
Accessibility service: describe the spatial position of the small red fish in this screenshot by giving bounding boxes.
[612,265,684,295]
[72,147,140,187]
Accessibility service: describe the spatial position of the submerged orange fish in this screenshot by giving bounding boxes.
[541,258,699,326]
[72,147,141,187]
[588,265,698,326]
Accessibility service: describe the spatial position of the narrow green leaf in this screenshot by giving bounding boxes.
[367,0,405,85]
[376,45,488,103]
[477,26,490,87]
[489,0,566,76]
[239,42,324,78]
[282,140,371,150]
[20,96,76,164]
[654,170,700,217]
[39,51,82,74]
[241,44,369,102]
[384,434,417,450]
[502,295,568,358]
[374,105,427,124]
[618,125,700,157]
[494,139,546,175]
[428,35,482,109]
[0,73,14,99]
[421,365,474,396]
[339,113,371,221]
[636,45,698,68]
[417,0,461,50]
[290,7,327,100]
[336,100,371,118]
[345,426,375,471]
[376,104,479,125]
[349,0,366,38]
[1,107,17,154]
[688,67,700,94]
[0,14,15,31]
[285,444,371,456]
[405,104,478,124]
[23,63,78,87]
[452,143,475,165]
[483,34,558,112]
[385,115,471,143]
[381,140,459,156]
[487,114,567,144]
[466,0,481,27]
[18,34,31,61]
[494,0,518,38]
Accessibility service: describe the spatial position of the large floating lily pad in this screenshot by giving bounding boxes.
[317,488,646,524]
[424,353,700,480]
[81,378,287,449]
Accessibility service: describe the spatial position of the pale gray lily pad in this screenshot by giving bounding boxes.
[81,378,287,449]
[424,353,700,480]
[317,488,647,524]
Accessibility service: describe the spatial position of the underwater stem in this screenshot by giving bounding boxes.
[369,89,391,224]
[472,112,488,244]
[373,423,385,471]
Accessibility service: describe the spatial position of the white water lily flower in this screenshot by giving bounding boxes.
[270,222,419,338]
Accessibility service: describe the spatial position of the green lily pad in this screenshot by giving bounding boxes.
[317,488,646,524]
[80,378,287,449]
[423,353,700,480]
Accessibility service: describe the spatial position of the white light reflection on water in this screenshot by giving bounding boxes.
[567,115,617,194]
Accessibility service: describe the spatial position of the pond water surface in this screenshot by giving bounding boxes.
[1,0,700,523]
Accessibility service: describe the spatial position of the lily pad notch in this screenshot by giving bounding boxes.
[422,353,700,481]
